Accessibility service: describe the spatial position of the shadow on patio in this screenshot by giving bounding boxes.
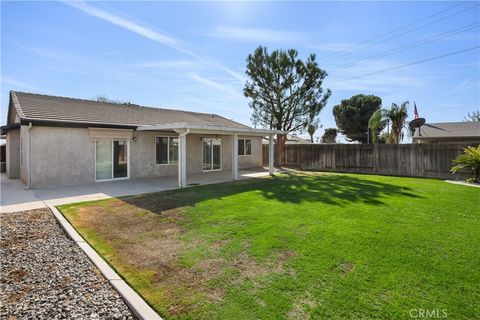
[0,168,271,212]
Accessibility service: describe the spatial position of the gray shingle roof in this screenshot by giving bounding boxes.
[414,122,480,139]
[10,91,249,128]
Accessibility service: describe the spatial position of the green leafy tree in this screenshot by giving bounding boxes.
[333,94,383,143]
[383,102,409,144]
[377,132,389,144]
[307,118,320,143]
[95,95,130,104]
[321,128,337,143]
[368,109,386,143]
[463,110,480,122]
[244,46,331,165]
[451,145,480,182]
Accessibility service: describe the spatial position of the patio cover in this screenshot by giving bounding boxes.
[136,123,287,187]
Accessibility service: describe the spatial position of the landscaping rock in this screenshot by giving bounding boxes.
[0,208,136,319]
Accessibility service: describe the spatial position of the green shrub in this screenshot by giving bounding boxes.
[451,145,480,182]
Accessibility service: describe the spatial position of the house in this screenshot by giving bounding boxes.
[262,134,312,145]
[412,122,480,144]
[1,91,284,189]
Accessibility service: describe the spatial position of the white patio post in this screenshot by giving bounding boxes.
[232,134,239,180]
[178,131,188,187]
[268,133,274,176]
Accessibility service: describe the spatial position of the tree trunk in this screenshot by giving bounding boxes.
[275,134,286,167]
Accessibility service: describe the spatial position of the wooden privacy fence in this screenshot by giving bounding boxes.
[263,143,477,179]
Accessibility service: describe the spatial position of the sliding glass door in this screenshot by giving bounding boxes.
[202,138,221,171]
[95,141,113,180]
[113,141,128,178]
[95,140,129,181]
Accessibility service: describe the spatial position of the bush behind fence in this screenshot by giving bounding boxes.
[263,143,477,180]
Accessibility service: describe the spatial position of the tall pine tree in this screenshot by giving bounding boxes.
[244,46,331,164]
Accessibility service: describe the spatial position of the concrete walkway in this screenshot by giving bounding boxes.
[1,168,272,212]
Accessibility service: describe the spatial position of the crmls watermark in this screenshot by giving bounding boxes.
[409,309,448,318]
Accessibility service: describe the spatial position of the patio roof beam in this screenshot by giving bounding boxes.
[232,134,239,180]
[137,123,287,137]
[269,134,274,176]
[178,129,189,188]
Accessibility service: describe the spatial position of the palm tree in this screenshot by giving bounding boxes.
[383,102,409,144]
[368,109,386,143]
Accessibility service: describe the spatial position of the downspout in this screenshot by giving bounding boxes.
[26,122,32,189]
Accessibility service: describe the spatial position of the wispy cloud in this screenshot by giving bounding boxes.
[204,26,306,43]
[306,42,359,53]
[64,1,181,50]
[431,78,479,102]
[128,60,196,69]
[9,41,134,78]
[2,76,42,91]
[326,59,430,92]
[186,73,244,98]
[62,1,245,83]
[453,78,471,90]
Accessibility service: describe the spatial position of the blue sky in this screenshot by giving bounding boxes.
[1,1,479,141]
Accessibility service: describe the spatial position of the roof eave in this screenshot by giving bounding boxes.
[19,118,138,129]
[0,123,21,135]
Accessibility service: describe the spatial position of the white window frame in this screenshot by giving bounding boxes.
[202,138,222,172]
[155,136,178,165]
[94,140,130,182]
[238,138,252,156]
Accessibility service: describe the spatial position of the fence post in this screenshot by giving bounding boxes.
[332,144,336,170]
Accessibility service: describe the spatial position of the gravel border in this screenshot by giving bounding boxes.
[0,208,136,319]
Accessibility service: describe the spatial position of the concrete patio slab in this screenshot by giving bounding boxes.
[1,174,47,212]
[1,168,273,212]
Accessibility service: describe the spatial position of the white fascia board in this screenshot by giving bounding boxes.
[136,123,287,136]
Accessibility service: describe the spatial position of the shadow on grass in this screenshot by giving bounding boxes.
[120,173,421,215]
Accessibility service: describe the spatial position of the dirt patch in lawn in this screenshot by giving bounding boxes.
[288,291,318,320]
[336,261,355,276]
[66,196,297,316]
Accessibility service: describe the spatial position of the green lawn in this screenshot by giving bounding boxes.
[58,172,480,320]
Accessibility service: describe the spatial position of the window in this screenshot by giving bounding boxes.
[238,138,252,156]
[156,136,178,164]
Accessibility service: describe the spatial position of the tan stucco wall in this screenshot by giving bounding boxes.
[19,125,29,185]
[6,128,20,179]
[30,126,94,188]
[26,127,263,188]
[131,132,262,178]
[185,134,262,173]
[130,131,178,178]
[186,134,232,173]
[238,136,263,169]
